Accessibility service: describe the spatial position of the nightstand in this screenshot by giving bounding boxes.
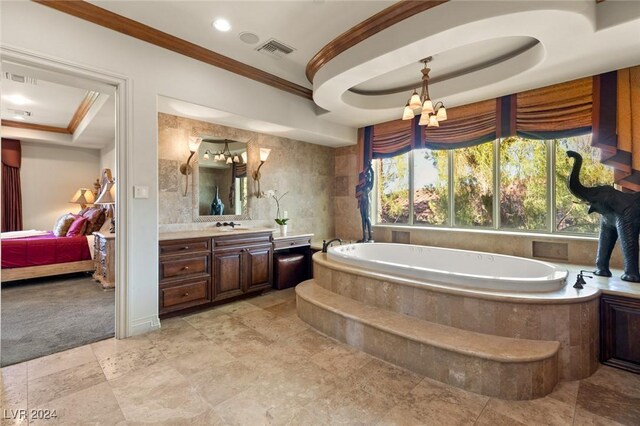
[93,231,115,289]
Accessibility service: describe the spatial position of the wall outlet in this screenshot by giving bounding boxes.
[134,185,149,199]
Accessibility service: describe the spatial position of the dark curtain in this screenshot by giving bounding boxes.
[592,66,640,191]
[1,138,23,232]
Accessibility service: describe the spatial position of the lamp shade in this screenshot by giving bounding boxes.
[241,151,247,163]
[422,99,434,115]
[69,188,95,205]
[226,156,233,164]
[418,114,430,126]
[95,182,115,205]
[188,136,202,153]
[436,106,448,121]
[427,115,440,127]
[409,91,421,109]
[259,148,271,162]
[203,152,210,160]
[402,105,414,121]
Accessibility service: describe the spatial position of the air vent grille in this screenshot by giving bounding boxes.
[256,39,295,59]
[3,72,37,85]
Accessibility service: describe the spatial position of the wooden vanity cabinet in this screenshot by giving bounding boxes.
[159,238,212,315]
[600,294,640,373]
[213,233,273,301]
[159,231,273,316]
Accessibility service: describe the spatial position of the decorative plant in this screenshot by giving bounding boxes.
[269,190,289,225]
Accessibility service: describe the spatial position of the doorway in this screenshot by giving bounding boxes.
[0,48,128,365]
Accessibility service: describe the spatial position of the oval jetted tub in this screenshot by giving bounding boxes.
[327,243,568,292]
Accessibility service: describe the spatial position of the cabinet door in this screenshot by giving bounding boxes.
[213,248,244,301]
[601,295,640,373]
[244,245,272,292]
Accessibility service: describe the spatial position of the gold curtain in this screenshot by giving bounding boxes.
[422,99,497,148]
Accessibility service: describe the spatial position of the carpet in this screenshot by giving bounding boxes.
[1,273,115,366]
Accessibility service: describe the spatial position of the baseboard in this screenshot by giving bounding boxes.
[128,315,160,337]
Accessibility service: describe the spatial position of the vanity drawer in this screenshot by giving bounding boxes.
[160,238,210,256]
[273,237,312,251]
[160,278,210,313]
[213,233,272,249]
[159,253,210,281]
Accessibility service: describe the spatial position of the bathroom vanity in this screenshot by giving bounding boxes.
[158,229,273,317]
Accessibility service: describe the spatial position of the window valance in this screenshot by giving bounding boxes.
[356,66,640,196]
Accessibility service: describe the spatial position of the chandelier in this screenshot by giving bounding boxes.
[402,57,447,126]
[203,141,242,164]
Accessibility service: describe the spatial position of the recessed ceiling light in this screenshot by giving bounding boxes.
[4,94,31,105]
[213,18,231,32]
[239,32,259,45]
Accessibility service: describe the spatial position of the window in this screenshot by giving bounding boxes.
[454,143,494,227]
[373,135,614,235]
[413,149,448,225]
[500,137,547,231]
[376,152,409,224]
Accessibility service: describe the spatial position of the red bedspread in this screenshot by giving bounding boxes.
[1,232,91,268]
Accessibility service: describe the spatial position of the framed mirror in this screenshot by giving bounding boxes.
[193,138,250,222]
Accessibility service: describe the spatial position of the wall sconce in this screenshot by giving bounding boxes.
[252,148,271,198]
[179,136,202,196]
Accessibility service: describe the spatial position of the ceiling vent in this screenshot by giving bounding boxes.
[3,72,37,85]
[256,39,295,59]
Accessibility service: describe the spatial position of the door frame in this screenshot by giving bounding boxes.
[1,46,132,338]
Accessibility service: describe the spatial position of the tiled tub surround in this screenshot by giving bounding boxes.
[297,253,600,400]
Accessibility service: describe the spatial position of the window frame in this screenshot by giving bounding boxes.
[372,136,608,238]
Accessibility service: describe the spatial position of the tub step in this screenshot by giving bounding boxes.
[296,279,560,400]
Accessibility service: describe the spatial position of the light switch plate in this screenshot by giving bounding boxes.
[134,185,149,199]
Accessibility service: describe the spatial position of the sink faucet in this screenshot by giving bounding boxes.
[322,238,342,253]
[216,222,240,228]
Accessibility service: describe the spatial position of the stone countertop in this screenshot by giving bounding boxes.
[272,233,314,242]
[563,264,640,300]
[159,228,273,241]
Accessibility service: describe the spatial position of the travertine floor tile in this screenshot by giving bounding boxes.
[30,382,125,425]
[484,394,574,425]
[90,335,153,361]
[246,293,289,309]
[573,408,626,426]
[302,385,396,424]
[181,308,231,330]
[212,384,305,425]
[581,365,640,398]
[548,380,580,406]
[475,407,527,425]
[97,343,165,381]
[214,300,261,316]
[383,377,488,425]
[576,381,640,425]
[279,328,335,357]
[146,320,209,359]
[186,360,262,407]
[343,358,423,405]
[167,341,235,377]
[264,299,298,318]
[110,361,210,424]
[27,345,96,381]
[1,363,27,424]
[28,360,106,407]
[310,343,375,378]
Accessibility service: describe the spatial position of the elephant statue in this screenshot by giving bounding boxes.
[566,150,640,282]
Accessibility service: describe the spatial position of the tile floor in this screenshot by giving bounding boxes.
[1,288,638,425]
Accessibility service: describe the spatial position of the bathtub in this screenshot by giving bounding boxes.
[327,243,568,292]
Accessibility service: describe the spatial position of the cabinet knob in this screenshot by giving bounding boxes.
[183,246,189,250]
[183,292,189,297]
[182,266,190,270]
[290,242,295,246]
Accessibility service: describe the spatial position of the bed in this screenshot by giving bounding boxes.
[1,231,95,283]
